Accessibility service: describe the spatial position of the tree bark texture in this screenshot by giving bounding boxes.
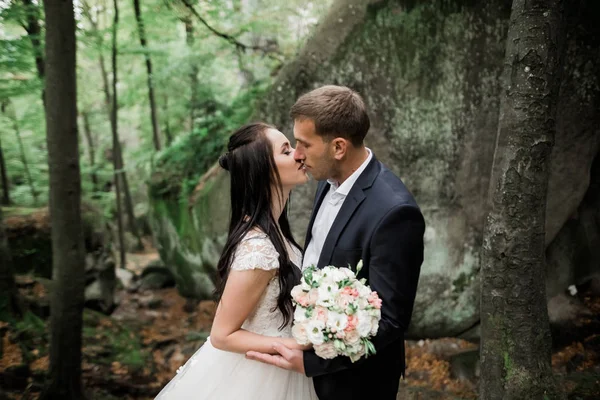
[480,0,566,399]
[0,207,21,320]
[184,17,199,134]
[0,125,11,206]
[111,0,126,268]
[40,0,86,398]
[81,112,98,192]
[133,0,162,151]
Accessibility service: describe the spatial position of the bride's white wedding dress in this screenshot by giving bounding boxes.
[155,230,318,399]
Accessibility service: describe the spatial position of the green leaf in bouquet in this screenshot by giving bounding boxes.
[363,339,377,357]
[334,340,346,351]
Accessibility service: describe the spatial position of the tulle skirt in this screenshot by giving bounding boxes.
[155,338,318,399]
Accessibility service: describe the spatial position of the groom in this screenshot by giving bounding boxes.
[247,85,425,399]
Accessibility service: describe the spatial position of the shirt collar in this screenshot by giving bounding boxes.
[327,148,373,196]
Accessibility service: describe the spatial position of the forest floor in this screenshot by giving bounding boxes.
[1,245,599,400]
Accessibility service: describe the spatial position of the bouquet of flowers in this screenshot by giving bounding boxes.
[290,260,382,362]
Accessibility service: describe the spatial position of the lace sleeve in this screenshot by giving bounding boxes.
[230,231,280,272]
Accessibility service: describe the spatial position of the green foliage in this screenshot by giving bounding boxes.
[149,82,269,199]
[0,0,330,216]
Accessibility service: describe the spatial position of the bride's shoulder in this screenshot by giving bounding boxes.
[231,229,279,271]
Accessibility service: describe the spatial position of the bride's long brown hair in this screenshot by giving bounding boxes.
[216,122,301,329]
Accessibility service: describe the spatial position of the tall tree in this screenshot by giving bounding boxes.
[40,0,86,397]
[20,0,45,106]
[4,101,38,205]
[133,0,162,151]
[480,0,566,399]
[111,0,127,268]
[0,207,21,320]
[81,0,143,250]
[0,130,10,206]
[183,16,199,134]
[81,111,99,192]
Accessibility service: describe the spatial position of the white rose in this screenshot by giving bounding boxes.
[370,317,379,336]
[291,285,304,301]
[327,311,348,332]
[294,306,308,323]
[345,329,361,346]
[357,284,371,298]
[314,342,338,359]
[339,267,356,279]
[292,323,310,345]
[306,320,326,345]
[356,311,372,337]
[328,268,347,282]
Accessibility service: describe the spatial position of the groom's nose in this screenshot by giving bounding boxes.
[294,148,305,162]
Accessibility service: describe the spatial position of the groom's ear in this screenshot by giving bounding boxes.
[331,137,349,160]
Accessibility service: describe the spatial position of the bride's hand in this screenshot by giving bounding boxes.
[281,338,312,351]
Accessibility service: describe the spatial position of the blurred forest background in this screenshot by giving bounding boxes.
[1,0,600,399]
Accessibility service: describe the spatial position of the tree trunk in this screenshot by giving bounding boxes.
[133,0,162,151]
[184,17,199,134]
[81,112,99,192]
[163,94,173,145]
[111,0,126,269]
[0,207,21,320]
[21,0,45,104]
[40,0,85,398]
[480,0,566,399]
[82,0,143,250]
[0,133,10,206]
[8,104,38,206]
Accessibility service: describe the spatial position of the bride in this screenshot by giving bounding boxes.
[155,122,317,399]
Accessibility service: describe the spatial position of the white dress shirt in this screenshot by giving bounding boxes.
[302,149,373,270]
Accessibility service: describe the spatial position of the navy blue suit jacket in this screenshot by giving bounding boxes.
[303,155,425,400]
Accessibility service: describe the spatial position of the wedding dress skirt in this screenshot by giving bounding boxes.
[154,338,318,399]
[155,231,317,399]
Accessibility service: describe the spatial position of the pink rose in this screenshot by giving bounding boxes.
[315,306,328,323]
[314,342,338,359]
[345,315,358,332]
[345,329,361,346]
[292,323,310,345]
[296,293,309,307]
[306,289,319,306]
[368,292,382,309]
[336,294,352,309]
[341,287,359,298]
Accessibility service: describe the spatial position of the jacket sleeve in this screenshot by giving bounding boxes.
[303,204,425,377]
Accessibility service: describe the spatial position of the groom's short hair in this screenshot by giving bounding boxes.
[290,85,370,146]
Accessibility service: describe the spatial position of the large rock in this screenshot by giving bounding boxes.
[149,0,600,337]
[3,205,117,314]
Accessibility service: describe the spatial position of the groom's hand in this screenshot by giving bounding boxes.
[246,343,305,374]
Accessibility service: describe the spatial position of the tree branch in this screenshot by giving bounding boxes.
[179,0,283,62]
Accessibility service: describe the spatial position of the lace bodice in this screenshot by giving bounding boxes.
[230,230,302,338]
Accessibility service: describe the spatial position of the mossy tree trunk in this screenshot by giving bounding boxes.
[480,0,567,399]
[40,0,86,397]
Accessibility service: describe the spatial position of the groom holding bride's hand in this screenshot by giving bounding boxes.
[246,85,425,400]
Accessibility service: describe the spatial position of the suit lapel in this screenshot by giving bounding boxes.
[304,181,329,246]
[317,156,381,268]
